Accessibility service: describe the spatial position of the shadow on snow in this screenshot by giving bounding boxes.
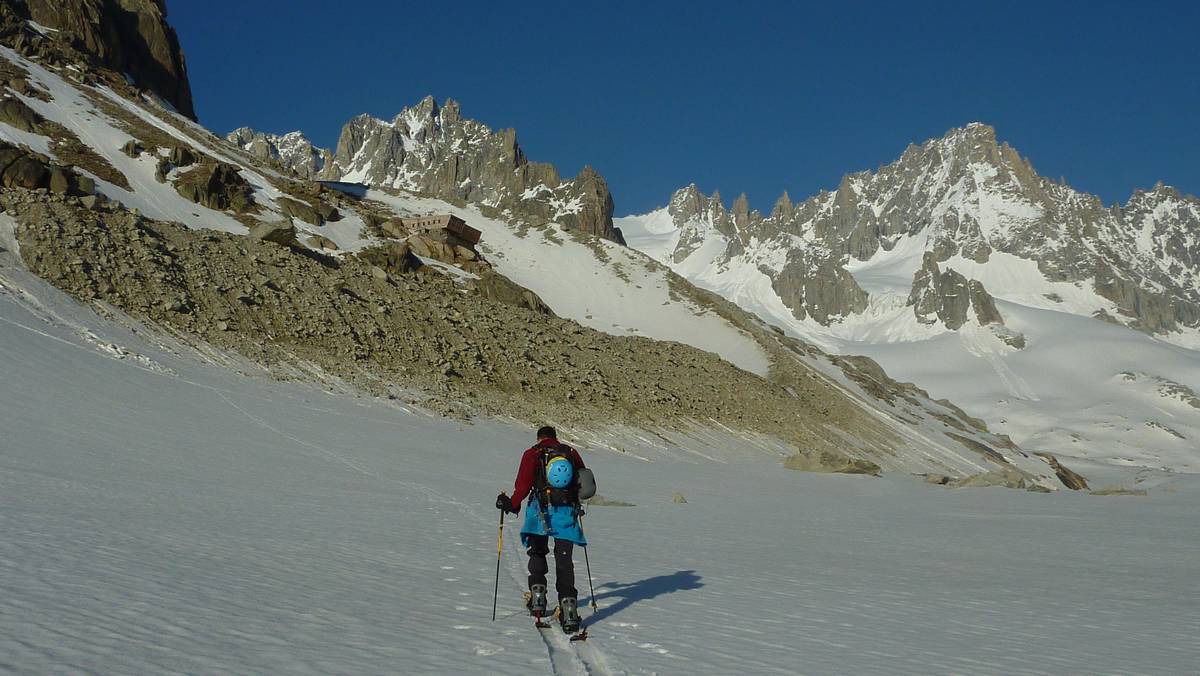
[585,569,704,625]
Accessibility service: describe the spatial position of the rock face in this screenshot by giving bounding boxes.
[17,0,194,118]
[1034,453,1089,491]
[236,97,623,243]
[0,94,41,131]
[630,123,1200,337]
[908,252,1003,329]
[174,162,253,212]
[226,128,332,179]
[0,140,93,195]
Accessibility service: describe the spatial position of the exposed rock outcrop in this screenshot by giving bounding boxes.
[473,270,553,315]
[950,468,1029,489]
[17,0,194,118]
[907,252,1005,329]
[227,128,332,179]
[773,254,869,323]
[277,195,336,226]
[1034,453,1089,491]
[240,97,622,243]
[0,140,93,195]
[174,162,253,213]
[0,94,41,131]
[784,449,881,476]
[248,221,298,247]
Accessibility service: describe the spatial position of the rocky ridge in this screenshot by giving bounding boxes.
[634,124,1200,337]
[226,128,331,179]
[232,97,624,244]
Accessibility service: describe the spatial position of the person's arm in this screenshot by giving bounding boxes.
[510,448,538,507]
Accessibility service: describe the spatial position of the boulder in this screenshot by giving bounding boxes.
[174,162,253,212]
[380,218,407,238]
[248,221,298,247]
[950,469,1027,489]
[672,492,688,504]
[120,139,144,158]
[74,174,96,195]
[357,241,423,275]
[406,233,435,258]
[1,155,49,189]
[48,166,73,194]
[474,270,554,315]
[784,449,882,476]
[168,146,198,167]
[0,146,25,175]
[0,96,42,132]
[278,196,322,225]
[315,200,340,222]
[306,235,338,251]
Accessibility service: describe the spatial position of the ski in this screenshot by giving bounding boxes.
[568,627,588,642]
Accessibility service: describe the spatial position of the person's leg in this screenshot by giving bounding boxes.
[552,538,577,600]
[526,534,549,589]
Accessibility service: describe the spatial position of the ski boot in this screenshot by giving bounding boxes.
[525,584,548,618]
[558,597,581,634]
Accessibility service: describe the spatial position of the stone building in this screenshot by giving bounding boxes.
[401,214,481,246]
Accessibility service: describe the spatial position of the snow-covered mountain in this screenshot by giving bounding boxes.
[619,123,1200,471]
[232,96,624,244]
[226,127,331,179]
[0,10,1073,486]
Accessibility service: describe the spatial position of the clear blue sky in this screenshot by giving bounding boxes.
[169,0,1199,215]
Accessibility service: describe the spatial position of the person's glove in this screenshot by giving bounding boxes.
[496,493,518,514]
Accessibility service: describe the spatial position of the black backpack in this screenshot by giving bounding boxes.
[535,444,579,507]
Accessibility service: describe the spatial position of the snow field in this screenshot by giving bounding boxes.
[3,243,1199,674]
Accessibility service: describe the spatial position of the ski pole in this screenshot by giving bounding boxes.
[579,514,598,612]
[492,509,504,621]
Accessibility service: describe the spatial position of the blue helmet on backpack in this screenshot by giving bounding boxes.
[546,456,574,488]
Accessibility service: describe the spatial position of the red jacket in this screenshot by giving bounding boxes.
[511,438,586,508]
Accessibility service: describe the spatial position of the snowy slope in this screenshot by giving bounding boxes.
[3,233,1198,674]
[367,190,771,376]
[0,46,247,233]
[0,47,374,253]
